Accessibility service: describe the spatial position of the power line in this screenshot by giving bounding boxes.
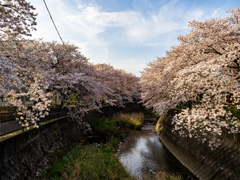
[42,0,73,59]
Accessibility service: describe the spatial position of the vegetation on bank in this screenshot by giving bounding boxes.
[40,112,143,180]
[112,112,144,130]
[39,112,183,180]
[41,138,134,180]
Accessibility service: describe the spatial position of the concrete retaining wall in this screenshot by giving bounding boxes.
[0,117,83,180]
[158,110,240,180]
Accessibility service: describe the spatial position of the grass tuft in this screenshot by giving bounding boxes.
[112,112,144,130]
[41,138,135,180]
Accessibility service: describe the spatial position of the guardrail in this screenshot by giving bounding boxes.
[0,109,67,137]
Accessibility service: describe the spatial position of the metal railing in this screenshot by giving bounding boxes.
[0,109,67,137]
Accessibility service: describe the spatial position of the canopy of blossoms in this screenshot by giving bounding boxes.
[140,8,240,149]
[0,0,140,131]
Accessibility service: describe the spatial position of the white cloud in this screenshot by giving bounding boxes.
[32,0,192,42]
[112,58,147,77]
[30,0,228,76]
[63,5,186,43]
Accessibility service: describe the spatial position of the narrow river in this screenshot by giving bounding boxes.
[116,118,198,180]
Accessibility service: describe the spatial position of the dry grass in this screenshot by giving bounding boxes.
[113,112,144,129]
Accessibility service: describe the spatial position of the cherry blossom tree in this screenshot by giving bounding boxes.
[141,7,240,149]
[0,0,141,131]
[0,35,141,130]
[0,0,37,39]
[0,0,43,128]
[1,39,53,128]
[1,39,98,129]
[0,0,37,97]
[94,63,141,107]
[0,51,20,98]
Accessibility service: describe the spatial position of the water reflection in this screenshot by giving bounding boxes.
[118,121,197,179]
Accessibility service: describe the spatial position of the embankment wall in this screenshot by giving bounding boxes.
[157,109,240,180]
[0,116,81,180]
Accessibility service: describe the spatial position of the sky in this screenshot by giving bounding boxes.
[30,0,239,77]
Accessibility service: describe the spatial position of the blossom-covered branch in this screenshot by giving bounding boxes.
[141,7,240,149]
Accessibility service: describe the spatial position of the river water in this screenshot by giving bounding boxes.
[116,119,198,180]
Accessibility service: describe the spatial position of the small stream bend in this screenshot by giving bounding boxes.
[116,116,197,179]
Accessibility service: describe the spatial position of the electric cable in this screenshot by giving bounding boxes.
[43,0,73,59]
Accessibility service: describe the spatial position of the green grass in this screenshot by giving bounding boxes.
[39,113,145,180]
[39,114,134,179]
[40,138,134,180]
[90,117,123,140]
[38,112,186,180]
[112,112,144,130]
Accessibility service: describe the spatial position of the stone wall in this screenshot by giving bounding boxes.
[158,109,240,180]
